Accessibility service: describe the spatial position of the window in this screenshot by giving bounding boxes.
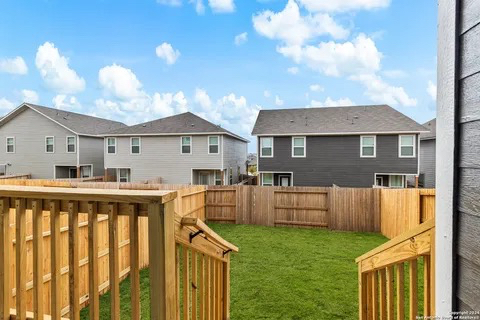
[361,136,376,157]
[260,137,273,157]
[292,137,306,157]
[399,135,415,157]
[389,175,404,188]
[262,173,273,186]
[66,136,76,153]
[214,170,222,185]
[45,136,54,153]
[118,168,131,183]
[81,166,91,178]
[229,167,233,185]
[6,137,14,153]
[107,138,116,154]
[181,136,192,154]
[131,137,141,154]
[208,136,219,154]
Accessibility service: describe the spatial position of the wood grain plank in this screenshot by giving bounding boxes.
[108,203,120,320]
[385,266,394,320]
[129,204,140,320]
[379,269,386,320]
[68,201,80,320]
[183,246,190,320]
[191,250,197,320]
[0,198,10,320]
[396,264,405,320]
[409,260,418,319]
[15,198,27,320]
[88,202,100,320]
[32,200,44,320]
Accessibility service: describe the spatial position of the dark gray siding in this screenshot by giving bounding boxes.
[454,0,480,310]
[258,134,418,187]
[420,139,436,187]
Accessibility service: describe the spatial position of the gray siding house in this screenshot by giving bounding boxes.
[0,103,126,179]
[419,119,436,188]
[103,112,248,184]
[252,105,427,187]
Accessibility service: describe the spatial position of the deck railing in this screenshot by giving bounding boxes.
[356,219,435,319]
[0,184,236,320]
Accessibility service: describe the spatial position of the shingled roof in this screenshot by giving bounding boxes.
[0,103,126,136]
[420,118,436,140]
[252,105,428,135]
[104,112,248,142]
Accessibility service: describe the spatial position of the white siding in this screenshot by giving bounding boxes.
[79,136,105,176]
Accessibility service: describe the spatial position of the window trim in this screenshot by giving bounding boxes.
[261,172,274,186]
[6,136,15,154]
[117,168,131,183]
[208,135,220,155]
[130,137,141,155]
[214,170,222,185]
[291,136,306,158]
[106,137,117,155]
[45,136,55,153]
[260,137,274,158]
[360,135,376,158]
[66,136,76,153]
[180,136,192,155]
[389,175,405,188]
[398,134,416,158]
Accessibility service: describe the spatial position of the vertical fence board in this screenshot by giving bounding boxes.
[129,204,140,320]
[88,202,100,320]
[68,201,80,320]
[0,199,10,320]
[32,200,44,320]
[15,199,27,320]
[108,203,120,320]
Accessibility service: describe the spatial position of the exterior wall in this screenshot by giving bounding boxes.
[104,135,224,183]
[79,136,105,176]
[420,139,436,188]
[257,134,419,187]
[222,135,248,184]
[0,108,77,179]
[453,0,480,311]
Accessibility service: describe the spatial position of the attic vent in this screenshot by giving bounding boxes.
[191,123,195,127]
[290,120,294,123]
[142,124,147,127]
[63,117,68,120]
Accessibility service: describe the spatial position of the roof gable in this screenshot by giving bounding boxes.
[252,105,428,136]
[420,118,436,140]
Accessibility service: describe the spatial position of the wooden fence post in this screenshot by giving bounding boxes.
[0,199,10,320]
[148,199,176,320]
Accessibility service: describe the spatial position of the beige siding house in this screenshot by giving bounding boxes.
[103,112,248,184]
[0,103,126,179]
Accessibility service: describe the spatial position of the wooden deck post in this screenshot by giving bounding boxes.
[148,199,176,320]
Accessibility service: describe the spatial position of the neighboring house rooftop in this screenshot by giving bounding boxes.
[252,105,428,136]
[0,103,126,136]
[104,112,248,142]
[420,118,436,140]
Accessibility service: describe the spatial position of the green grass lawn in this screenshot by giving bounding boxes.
[81,224,392,319]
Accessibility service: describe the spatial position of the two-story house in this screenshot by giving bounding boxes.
[252,105,428,188]
[103,112,248,184]
[419,118,436,187]
[0,103,126,179]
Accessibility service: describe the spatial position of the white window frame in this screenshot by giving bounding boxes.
[45,136,55,153]
[360,135,376,158]
[180,136,192,155]
[399,135,416,158]
[107,137,117,155]
[6,137,15,153]
[261,172,273,186]
[214,170,222,185]
[291,136,306,158]
[130,137,141,155]
[80,165,93,178]
[389,175,405,188]
[208,135,220,155]
[66,136,76,153]
[260,137,274,158]
[117,168,131,183]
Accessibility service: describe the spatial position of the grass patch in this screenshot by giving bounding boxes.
[81,224,392,319]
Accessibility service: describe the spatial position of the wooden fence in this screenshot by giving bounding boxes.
[0,184,212,319]
[206,185,434,237]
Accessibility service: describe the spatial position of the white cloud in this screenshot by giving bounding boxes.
[350,73,417,107]
[287,67,299,74]
[194,88,212,109]
[52,95,81,110]
[208,0,235,13]
[155,42,181,65]
[253,0,349,46]
[278,33,382,77]
[214,93,262,135]
[99,64,145,100]
[35,42,85,94]
[152,91,189,117]
[263,90,271,98]
[234,32,248,46]
[275,95,284,106]
[383,69,408,79]
[427,80,437,101]
[0,56,28,75]
[0,98,15,111]
[309,84,324,92]
[190,0,205,14]
[297,0,390,12]
[310,97,355,107]
[157,0,182,6]
[21,90,39,104]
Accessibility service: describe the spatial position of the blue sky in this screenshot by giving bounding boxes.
[0,0,437,151]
